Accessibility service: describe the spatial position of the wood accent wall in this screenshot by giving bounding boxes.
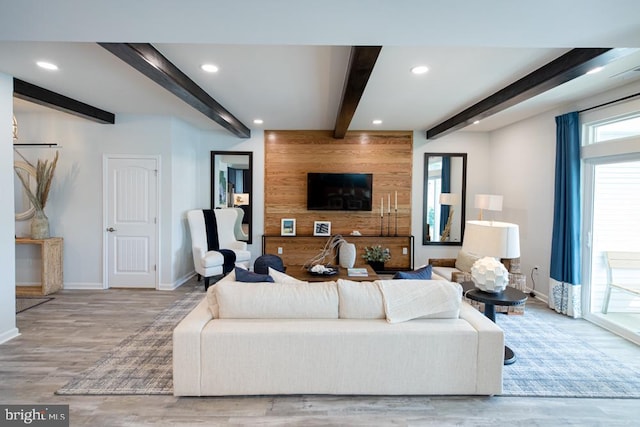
[264,130,413,237]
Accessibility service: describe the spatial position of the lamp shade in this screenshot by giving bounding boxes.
[462,220,520,259]
[474,194,503,211]
[439,193,460,206]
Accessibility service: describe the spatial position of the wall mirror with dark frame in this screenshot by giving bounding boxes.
[211,151,253,244]
[423,153,467,245]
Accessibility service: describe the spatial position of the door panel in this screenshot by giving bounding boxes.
[105,157,158,288]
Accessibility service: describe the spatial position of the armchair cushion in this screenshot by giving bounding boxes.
[455,250,480,273]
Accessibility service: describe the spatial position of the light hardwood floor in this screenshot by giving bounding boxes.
[2,277,639,427]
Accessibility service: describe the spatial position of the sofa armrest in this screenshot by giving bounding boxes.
[226,241,248,251]
[452,271,472,283]
[429,258,457,268]
[459,302,504,395]
[173,298,213,396]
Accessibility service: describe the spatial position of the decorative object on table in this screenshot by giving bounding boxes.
[280,218,296,236]
[362,244,391,272]
[303,234,348,269]
[14,150,59,239]
[394,190,398,236]
[338,241,357,268]
[233,193,249,206]
[439,192,460,242]
[474,194,503,220]
[313,220,331,236]
[308,264,337,276]
[347,267,368,277]
[462,219,520,293]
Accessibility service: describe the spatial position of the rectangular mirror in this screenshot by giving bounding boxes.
[211,151,253,244]
[423,153,467,245]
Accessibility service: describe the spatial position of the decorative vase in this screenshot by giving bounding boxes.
[339,242,356,268]
[471,256,509,293]
[368,261,384,272]
[31,210,50,239]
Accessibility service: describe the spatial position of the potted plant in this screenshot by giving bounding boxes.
[362,245,390,272]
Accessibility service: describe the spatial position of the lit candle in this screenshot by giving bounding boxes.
[380,197,383,217]
[395,191,398,210]
[388,194,391,213]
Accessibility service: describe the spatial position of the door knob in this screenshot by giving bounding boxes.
[106,227,117,232]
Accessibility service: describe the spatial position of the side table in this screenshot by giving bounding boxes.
[461,281,527,365]
[15,237,64,296]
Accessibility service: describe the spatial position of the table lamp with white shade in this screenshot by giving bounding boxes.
[462,220,520,293]
[439,193,460,242]
[474,194,503,220]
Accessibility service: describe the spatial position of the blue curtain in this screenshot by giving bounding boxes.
[440,156,451,235]
[549,111,582,317]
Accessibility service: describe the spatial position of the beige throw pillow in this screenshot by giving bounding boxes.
[455,250,480,273]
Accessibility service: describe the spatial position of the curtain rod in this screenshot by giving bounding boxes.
[578,91,640,114]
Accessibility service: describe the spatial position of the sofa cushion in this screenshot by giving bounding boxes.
[269,267,308,285]
[455,250,480,273]
[393,264,432,280]
[235,267,274,283]
[214,281,339,319]
[376,280,462,323]
[337,279,385,319]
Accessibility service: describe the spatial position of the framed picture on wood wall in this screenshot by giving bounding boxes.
[281,218,296,236]
[313,221,331,236]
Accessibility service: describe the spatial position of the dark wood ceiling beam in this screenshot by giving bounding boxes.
[99,42,250,138]
[13,78,115,124]
[426,48,632,139]
[334,46,382,139]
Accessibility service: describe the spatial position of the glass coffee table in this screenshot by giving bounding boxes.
[461,281,528,365]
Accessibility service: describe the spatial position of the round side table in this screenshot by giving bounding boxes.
[461,281,528,365]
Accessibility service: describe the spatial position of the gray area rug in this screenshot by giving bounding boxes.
[56,291,640,398]
[16,297,53,314]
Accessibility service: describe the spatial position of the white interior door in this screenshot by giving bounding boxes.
[104,156,158,288]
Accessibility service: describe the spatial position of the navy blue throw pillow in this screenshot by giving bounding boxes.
[235,267,274,283]
[393,264,433,280]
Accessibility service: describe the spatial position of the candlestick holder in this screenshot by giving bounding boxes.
[394,208,398,236]
[380,215,384,236]
[387,212,391,236]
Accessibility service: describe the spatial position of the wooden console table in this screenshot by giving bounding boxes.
[263,235,414,272]
[15,237,64,296]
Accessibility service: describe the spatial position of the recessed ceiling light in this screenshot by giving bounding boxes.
[586,66,604,75]
[253,119,264,125]
[473,120,480,125]
[36,61,58,71]
[410,65,429,75]
[201,63,219,73]
[372,119,382,125]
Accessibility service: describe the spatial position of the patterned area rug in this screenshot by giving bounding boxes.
[56,291,640,397]
[16,297,53,313]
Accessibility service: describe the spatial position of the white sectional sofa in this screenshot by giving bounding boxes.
[173,270,504,396]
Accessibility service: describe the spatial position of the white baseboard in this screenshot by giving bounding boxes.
[63,282,104,290]
[0,328,20,345]
[159,272,196,291]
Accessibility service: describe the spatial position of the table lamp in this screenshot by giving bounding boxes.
[462,220,520,293]
[474,194,503,220]
[439,193,460,242]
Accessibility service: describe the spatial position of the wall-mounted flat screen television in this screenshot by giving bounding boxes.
[307,173,373,211]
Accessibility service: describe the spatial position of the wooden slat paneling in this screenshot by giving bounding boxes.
[264,130,413,237]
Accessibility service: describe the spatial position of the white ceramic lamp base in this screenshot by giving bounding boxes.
[471,256,509,293]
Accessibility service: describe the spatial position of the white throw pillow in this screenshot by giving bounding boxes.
[337,279,385,319]
[376,279,462,323]
[455,250,480,273]
[215,280,339,319]
[268,267,308,284]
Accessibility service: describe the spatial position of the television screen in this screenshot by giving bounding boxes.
[307,173,373,211]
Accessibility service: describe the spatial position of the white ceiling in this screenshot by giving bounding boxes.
[2,0,640,137]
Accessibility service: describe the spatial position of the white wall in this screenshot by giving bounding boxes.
[0,73,18,343]
[490,111,559,301]
[412,130,491,266]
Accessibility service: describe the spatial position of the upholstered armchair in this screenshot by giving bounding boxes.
[187,209,251,289]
